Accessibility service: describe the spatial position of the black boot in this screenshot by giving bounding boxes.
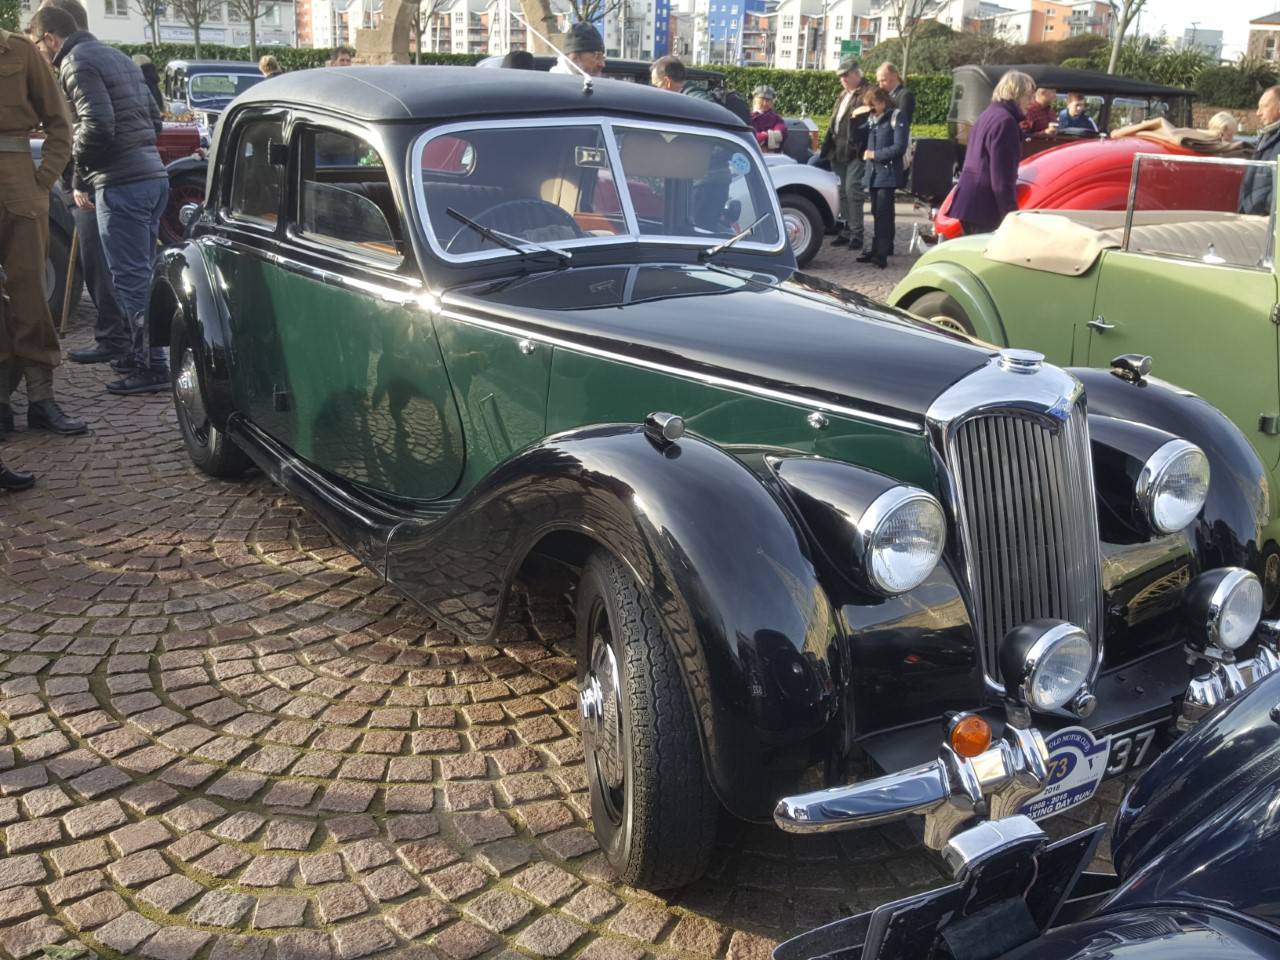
[0,404,12,438]
[28,399,87,435]
[0,465,35,491]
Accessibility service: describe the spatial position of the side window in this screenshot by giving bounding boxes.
[228,118,286,226]
[298,127,402,266]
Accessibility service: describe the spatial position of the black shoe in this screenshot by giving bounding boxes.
[830,235,850,248]
[874,257,888,269]
[106,368,169,396]
[0,406,12,437]
[28,399,87,435]
[110,356,138,374]
[68,345,127,364]
[855,252,875,263]
[0,466,35,491]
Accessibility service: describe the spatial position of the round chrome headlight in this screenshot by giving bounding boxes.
[1001,620,1094,713]
[858,487,946,595]
[1137,439,1209,534]
[1209,568,1263,651]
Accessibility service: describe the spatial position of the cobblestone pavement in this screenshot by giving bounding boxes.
[0,242,1122,960]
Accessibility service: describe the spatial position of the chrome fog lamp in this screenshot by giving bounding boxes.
[1185,568,1263,653]
[1137,439,1209,534]
[855,486,946,595]
[999,620,1094,714]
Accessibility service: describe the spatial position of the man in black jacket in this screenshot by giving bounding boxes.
[876,62,914,128]
[1241,86,1280,217]
[29,5,170,395]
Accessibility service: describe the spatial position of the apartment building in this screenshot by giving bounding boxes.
[17,0,297,46]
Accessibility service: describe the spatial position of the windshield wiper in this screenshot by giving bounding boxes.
[446,208,572,265]
[698,213,771,263]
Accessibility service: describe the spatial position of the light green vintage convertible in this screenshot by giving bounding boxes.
[891,151,1280,606]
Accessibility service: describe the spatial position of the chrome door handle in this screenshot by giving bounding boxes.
[1088,316,1115,332]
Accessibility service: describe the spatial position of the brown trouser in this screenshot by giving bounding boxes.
[0,152,61,373]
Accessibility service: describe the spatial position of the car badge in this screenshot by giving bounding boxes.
[1045,392,1073,422]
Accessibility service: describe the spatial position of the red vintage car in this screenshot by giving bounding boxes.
[932,129,1247,241]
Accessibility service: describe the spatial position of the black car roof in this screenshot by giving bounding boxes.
[231,65,745,127]
[953,64,1193,99]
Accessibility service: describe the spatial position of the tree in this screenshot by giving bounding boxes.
[132,0,164,48]
[407,0,448,59]
[515,0,564,54]
[226,0,274,58]
[884,0,933,78]
[172,0,221,56]
[1107,0,1147,74]
[0,0,19,31]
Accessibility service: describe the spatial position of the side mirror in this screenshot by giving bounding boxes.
[178,203,200,227]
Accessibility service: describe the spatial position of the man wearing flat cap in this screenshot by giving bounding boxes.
[551,21,605,77]
[821,57,872,251]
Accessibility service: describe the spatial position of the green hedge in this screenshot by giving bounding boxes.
[1196,64,1271,109]
[110,42,953,125]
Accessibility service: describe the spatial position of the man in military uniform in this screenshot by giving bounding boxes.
[820,58,872,252]
[0,22,83,437]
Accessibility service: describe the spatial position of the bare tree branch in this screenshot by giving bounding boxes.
[131,0,164,48]
[172,0,221,56]
[884,0,931,78]
[1106,0,1146,73]
[226,0,274,58]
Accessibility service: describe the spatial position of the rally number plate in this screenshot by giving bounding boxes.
[1020,721,1166,821]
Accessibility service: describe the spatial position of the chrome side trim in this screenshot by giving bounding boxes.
[437,306,925,433]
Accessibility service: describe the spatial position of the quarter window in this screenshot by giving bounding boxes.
[228,118,285,226]
[298,128,402,265]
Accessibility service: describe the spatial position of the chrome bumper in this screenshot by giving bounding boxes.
[1178,624,1280,731]
[774,724,1050,850]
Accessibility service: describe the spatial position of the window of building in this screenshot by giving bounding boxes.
[298,128,402,265]
[781,32,791,43]
[1268,35,1279,60]
[104,0,128,16]
[834,15,842,29]
[228,118,286,227]
[207,2,224,21]
[781,14,792,28]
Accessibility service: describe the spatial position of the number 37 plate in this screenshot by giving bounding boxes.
[1020,722,1163,821]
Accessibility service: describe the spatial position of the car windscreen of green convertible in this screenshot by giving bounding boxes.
[415,122,782,258]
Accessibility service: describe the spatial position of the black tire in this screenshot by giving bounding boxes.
[907,290,976,337]
[778,192,825,268]
[575,550,718,890]
[171,308,251,478]
[46,222,83,321]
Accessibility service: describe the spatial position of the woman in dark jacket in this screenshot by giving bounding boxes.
[858,87,910,269]
[131,54,166,115]
[949,70,1035,236]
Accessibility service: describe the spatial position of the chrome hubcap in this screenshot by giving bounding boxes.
[580,630,624,793]
[175,348,208,431]
[783,209,811,256]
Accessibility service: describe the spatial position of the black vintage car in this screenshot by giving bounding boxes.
[154,65,1275,890]
[162,59,266,143]
[774,663,1280,960]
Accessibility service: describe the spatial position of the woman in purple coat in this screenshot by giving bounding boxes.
[949,70,1035,235]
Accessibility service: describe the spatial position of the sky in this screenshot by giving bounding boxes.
[1139,0,1256,59]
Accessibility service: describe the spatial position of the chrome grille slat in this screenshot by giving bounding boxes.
[948,403,1103,682]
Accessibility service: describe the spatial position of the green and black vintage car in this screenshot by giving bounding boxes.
[152,66,1280,890]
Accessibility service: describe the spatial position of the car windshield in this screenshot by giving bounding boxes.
[413,120,782,262]
[189,73,264,102]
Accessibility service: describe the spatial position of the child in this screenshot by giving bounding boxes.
[1058,93,1099,134]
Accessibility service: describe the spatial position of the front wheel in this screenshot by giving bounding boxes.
[160,173,207,247]
[575,550,719,889]
[907,290,976,337]
[778,192,825,268]
[171,308,251,478]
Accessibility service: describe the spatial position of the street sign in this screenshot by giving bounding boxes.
[840,39,863,58]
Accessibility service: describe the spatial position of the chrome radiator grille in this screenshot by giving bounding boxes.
[947,405,1102,682]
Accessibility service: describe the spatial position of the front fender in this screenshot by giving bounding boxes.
[385,424,840,820]
[147,241,236,429]
[165,155,209,182]
[1075,368,1270,573]
[889,261,1008,346]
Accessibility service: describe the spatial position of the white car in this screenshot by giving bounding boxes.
[763,153,840,268]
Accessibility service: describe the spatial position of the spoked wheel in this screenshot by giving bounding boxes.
[171,308,251,478]
[575,550,719,890]
[160,175,207,247]
[908,290,977,337]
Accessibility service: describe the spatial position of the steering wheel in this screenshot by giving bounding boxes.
[446,199,586,254]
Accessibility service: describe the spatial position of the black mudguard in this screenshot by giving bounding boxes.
[165,155,209,182]
[385,424,841,820]
[147,241,235,428]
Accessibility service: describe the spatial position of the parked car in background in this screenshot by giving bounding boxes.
[905,64,1195,208]
[930,121,1246,241]
[774,664,1280,960]
[155,65,1272,891]
[891,151,1280,605]
[162,59,265,143]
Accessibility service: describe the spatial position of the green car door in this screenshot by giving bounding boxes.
[1085,155,1280,471]
[218,112,465,501]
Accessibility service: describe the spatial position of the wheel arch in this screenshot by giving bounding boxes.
[891,262,1008,346]
[777,184,836,230]
[383,424,841,821]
